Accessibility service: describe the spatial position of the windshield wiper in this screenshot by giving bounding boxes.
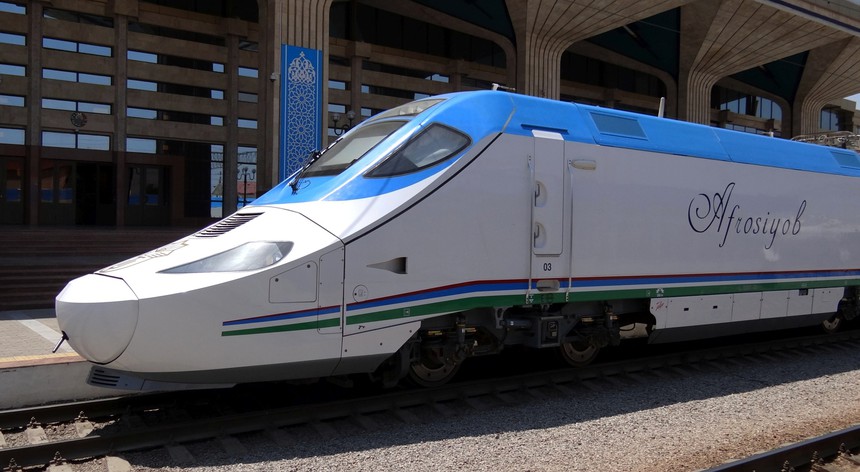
[289,149,321,194]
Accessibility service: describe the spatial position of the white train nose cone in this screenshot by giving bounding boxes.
[56,274,139,364]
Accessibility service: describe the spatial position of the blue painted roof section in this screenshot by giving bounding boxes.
[713,127,860,175]
[495,93,595,143]
[566,99,859,177]
[574,104,730,161]
[254,91,860,208]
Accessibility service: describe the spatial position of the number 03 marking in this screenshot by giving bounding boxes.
[543,262,552,271]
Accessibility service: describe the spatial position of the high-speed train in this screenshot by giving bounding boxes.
[56,91,860,390]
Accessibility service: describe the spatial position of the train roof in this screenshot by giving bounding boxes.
[255,91,860,207]
[448,90,860,178]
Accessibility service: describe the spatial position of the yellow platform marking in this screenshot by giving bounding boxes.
[0,352,83,368]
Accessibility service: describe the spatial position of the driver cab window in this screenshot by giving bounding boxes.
[366,124,470,178]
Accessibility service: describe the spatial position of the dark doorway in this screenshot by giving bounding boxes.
[75,163,116,225]
[39,160,75,225]
[126,165,169,226]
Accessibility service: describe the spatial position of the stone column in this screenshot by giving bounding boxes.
[507,1,564,99]
[676,1,721,124]
[257,0,276,195]
[110,0,137,226]
[793,37,860,136]
[349,42,371,121]
[25,1,44,225]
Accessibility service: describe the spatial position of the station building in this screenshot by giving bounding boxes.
[0,0,858,228]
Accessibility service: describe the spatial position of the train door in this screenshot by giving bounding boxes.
[529,130,566,296]
[318,246,345,335]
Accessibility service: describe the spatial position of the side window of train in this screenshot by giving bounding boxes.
[365,124,470,178]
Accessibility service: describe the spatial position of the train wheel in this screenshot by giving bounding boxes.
[406,349,461,388]
[822,313,843,334]
[559,341,599,367]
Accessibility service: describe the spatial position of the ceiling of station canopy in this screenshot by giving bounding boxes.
[410,2,808,102]
[411,0,515,41]
[732,53,807,103]
[585,9,680,80]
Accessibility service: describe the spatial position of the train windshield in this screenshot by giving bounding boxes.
[366,124,470,177]
[303,121,406,177]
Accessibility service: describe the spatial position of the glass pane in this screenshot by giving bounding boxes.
[0,95,25,107]
[40,162,54,203]
[128,79,156,91]
[128,107,157,119]
[57,164,73,204]
[42,98,76,111]
[127,137,156,153]
[5,158,22,202]
[79,73,111,85]
[367,124,470,177]
[79,43,111,57]
[304,121,406,177]
[43,68,77,81]
[42,131,75,148]
[0,64,25,76]
[238,67,258,78]
[238,119,257,129]
[78,133,110,150]
[128,50,156,63]
[0,32,25,45]
[144,167,159,205]
[238,92,257,103]
[43,37,76,52]
[78,102,111,114]
[127,167,141,205]
[0,2,26,14]
[0,128,24,145]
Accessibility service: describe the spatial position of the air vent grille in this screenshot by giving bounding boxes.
[88,368,120,387]
[195,213,262,238]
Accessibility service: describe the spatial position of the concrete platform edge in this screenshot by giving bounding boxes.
[0,359,119,410]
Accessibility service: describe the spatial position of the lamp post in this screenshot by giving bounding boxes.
[239,166,256,207]
[332,110,356,136]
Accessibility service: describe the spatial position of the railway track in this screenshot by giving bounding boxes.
[709,424,860,471]
[2,329,860,471]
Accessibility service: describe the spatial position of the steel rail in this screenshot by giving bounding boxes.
[0,391,185,429]
[2,329,859,469]
[706,423,860,471]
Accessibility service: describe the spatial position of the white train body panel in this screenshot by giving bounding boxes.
[54,91,860,387]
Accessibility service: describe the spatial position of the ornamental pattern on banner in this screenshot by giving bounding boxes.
[286,51,318,176]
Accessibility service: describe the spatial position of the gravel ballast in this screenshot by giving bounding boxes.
[127,343,860,472]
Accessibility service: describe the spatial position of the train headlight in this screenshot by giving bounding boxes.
[161,241,293,274]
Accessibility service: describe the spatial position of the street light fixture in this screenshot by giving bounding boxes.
[332,110,356,136]
[239,166,256,207]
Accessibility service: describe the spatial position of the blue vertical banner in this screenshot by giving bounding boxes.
[280,45,323,181]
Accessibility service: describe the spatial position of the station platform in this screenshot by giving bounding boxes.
[0,309,115,410]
